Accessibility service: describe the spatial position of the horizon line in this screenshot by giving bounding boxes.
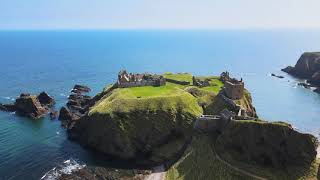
[1,27,320,31]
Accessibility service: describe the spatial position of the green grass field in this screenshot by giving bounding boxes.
[200,77,224,93]
[163,72,193,83]
[166,133,254,180]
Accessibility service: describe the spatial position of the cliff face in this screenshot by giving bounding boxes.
[282,52,320,80]
[203,89,257,118]
[68,88,202,166]
[216,121,318,170]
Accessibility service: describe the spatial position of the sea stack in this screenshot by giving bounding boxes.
[0,92,55,119]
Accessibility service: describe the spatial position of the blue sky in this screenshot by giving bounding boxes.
[1,0,320,29]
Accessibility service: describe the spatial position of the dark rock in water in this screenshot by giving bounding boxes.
[314,88,320,94]
[271,73,284,79]
[0,92,56,119]
[20,93,31,98]
[0,103,16,112]
[216,120,317,169]
[49,110,59,120]
[14,94,49,119]
[59,107,73,121]
[298,82,312,89]
[71,89,83,94]
[37,92,55,107]
[58,85,93,127]
[72,84,91,93]
[66,99,81,108]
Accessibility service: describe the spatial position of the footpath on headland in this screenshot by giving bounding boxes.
[145,165,166,180]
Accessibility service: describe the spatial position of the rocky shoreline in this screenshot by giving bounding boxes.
[282,52,320,93]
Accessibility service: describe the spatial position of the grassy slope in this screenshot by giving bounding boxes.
[87,78,203,161]
[215,120,319,180]
[166,133,255,180]
[163,73,193,83]
[167,121,319,180]
[196,76,224,93]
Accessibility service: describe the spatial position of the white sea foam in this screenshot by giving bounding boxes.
[60,93,67,97]
[40,159,86,180]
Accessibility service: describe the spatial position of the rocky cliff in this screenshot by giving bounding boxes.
[203,89,257,117]
[67,87,202,166]
[282,52,320,78]
[282,52,320,90]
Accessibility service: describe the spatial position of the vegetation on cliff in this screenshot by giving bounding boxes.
[167,120,319,180]
[166,133,255,180]
[69,79,203,165]
[215,120,319,180]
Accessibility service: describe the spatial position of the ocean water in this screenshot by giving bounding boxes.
[0,30,320,179]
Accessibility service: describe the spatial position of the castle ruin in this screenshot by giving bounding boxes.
[220,71,244,100]
[117,70,166,88]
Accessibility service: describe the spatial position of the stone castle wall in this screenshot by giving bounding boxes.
[118,79,165,88]
[195,115,231,133]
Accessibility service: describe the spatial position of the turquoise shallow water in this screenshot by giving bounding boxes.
[0,30,320,179]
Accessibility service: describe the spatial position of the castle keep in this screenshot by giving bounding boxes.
[117,70,166,88]
[220,71,244,100]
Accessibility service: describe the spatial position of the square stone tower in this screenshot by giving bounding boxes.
[224,80,244,100]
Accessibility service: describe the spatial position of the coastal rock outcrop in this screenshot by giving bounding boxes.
[282,52,320,78]
[38,91,55,107]
[216,120,318,169]
[59,107,73,121]
[282,52,320,91]
[49,110,59,120]
[59,85,92,127]
[71,84,91,94]
[0,92,55,119]
[271,73,284,79]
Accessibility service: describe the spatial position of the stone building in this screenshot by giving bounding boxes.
[224,79,244,100]
[192,76,210,87]
[220,71,244,100]
[220,71,231,83]
[117,70,166,88]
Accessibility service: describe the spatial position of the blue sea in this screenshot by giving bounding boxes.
[0,30,320,179]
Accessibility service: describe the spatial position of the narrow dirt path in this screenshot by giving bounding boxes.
[145,165,166,180]
[317,146,320,159]
[214,151,267,180]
